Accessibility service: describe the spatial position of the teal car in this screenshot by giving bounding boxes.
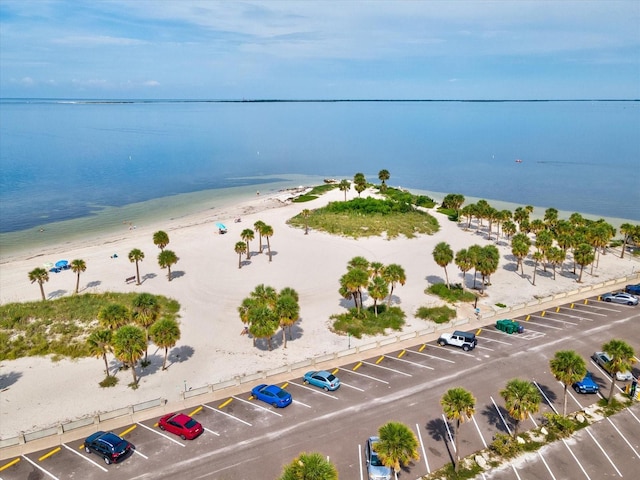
[303,370,340,391]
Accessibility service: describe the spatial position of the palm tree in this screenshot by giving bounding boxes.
[249,305,279,350]
[618,223,638,259]
[454,248,473,290]
[301,209,311,235]
[547,246,566,280]
[70,258,86,294]
[262,224,274,262]
[502,220,517,240]
[353,172,367,197]
[128,248,145,285]
[251,283,278,307]
[441,387,476,472]
[500,378,541,437]
[511,233,531,277]
[476,245,499,294]
[98,304,130,331]
[158,249,179,281]
[28,267,49,301]
[602,339,635,402]
[279,452,338,480]
[574,243,595,283]
[531,251,543,286]
[369,261,385,278]
[338,179,351,201]
[549,350,586,415]
[544,207,559,229]
[87,329,113,377]
[378,169,390,192]
[241,228,254,258]
[149,318,181,370]
[376,421,420,480]
[433,242,454,288]
[132,293,160,363]
[234,241,247,268]
[112,325,146,385]
[254,220,266,253]
[382,264,406,307]
[368,276,389,317]
[340,269,367,312]
[535,230,553,272]
[276,292,300,348]
[153,230,169,251]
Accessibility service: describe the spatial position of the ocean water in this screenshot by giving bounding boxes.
[1,99,638,256]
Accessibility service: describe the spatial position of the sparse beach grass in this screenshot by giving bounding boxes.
[330,306,406,338]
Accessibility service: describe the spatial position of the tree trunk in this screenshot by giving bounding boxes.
[130,362,138,384]
[387,285,395,307]
[608,377,617,402]
[282,328,287,348]
[103,353,110,377]
[75,274,80,294]
[168,266,172,281]
[162,347,168,370]
[135,261,141,285]
[39,283,46,301]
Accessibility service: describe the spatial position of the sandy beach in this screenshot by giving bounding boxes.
[1,185,638,441]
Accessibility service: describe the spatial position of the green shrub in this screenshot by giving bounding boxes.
[427,283,477,303]
[543,412,577,441]
[331,306,406,338]
[99,375,119,388]
[490,433,522,458]
[415,305,456,324]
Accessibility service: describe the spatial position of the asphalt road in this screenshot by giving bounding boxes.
[2,294,639,480]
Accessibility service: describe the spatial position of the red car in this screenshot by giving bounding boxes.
[158,413,203,440]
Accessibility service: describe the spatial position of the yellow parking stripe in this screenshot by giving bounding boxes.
[476,328,482,336]
[219,398,233,408]
[418,344,426,352]
[353,361,362,371]
[556,306,560,312]
[119,425,137,437]
[525,314,530,321]
[584,299,588,304]
[281,382,289,389]
[332,368,339,375]
[541,311,546,317]
[398,350,406,358]
[38,447,60,461]
[0,458,20,471]
[375,355,384,364]
[189,406,203,417]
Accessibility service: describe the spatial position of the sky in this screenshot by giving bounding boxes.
[0,0,638,100]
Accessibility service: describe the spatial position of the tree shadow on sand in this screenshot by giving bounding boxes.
[0,371,23,390]
[48,289,66,299]
[86,280,101,289]
[166,345,195,369]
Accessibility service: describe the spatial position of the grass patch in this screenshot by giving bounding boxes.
[426,283,478,304]
[415,305,456,324]
[426,462,484,480]
[293,184,338,202]
[330,306,406,338]
[99,375,119,388]
[597,396,631,416]
[0,292,180,361]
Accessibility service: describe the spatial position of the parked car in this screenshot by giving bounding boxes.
[365,436,392,480]
[572,371,600,394]
[592,352,634,381]
[601,292,639,306]
[84,431,134,465]
[251,384,292,408]
[303,370,341,391]
[437,330,477,351]
[158,413,203,440]
[625,284,640,295]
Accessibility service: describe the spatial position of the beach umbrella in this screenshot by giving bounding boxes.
[215,222,227,230]
[55,260,68,268]
[43,262,53,269]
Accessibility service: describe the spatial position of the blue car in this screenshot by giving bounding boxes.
[625,284,640,295]
[572,371,599,394]
[251,384,292,408]
[303,370,340,391]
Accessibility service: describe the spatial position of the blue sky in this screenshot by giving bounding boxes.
[1,0,638,99]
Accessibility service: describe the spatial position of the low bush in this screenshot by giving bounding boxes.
[426,283,478,304]
[415,305,456,324]
[331,306,406,338]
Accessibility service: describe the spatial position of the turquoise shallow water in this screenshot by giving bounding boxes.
[1,99,638,257]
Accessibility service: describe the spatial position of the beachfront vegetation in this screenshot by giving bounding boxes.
[433,242,454,288]
[0,292,180,361]
[292,183,339,203]
[279,452,338,480]
[425,283,477,304]
[158,249,179,281]
[113,324,146,387]
[288,196,439,239]
[235,241,247,268]
[153,230,170,250]
[28,267,49,301]
[70,258,86,294]
[150,317,181,370]
[128,248,145,285]
[414,305,457,324]
[238,285,300,350]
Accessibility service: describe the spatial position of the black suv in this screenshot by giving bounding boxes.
[84,431,134,464]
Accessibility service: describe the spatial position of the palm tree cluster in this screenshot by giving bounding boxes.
[88,292,180,385]
[238,284,300,350]
[441,193,465,218]
[28,257,87,301]
[153,230,179,281]
[448,244,500,294]
[234,220,275,266]
[339,257,406,316]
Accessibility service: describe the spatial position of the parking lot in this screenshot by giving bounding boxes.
[1,293,639,479]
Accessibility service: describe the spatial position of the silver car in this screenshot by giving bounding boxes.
[601,292,639,306]
[592,351,634,381]
[365,436,391,480]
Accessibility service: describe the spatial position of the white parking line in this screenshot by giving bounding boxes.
[343,368,389,384]
[202,403,252,426]
[538,310,580,324]
[358,444,364,480]
[340,382,365,392]
[538,451,557,480]
[293,399,312,408]
[534,380,558,414]
[288,382,339,399]
[21,455,59,480]
[512,464,522,479]
[415,423,430,474]
[585,427,622,477]
[62,444,108,472]
[606,417,640,460]
[361,360,412,376]
[442,414,456,452]
[589,361,626,393]
[133,449,148,460]
[563,438,591,480]
[136,422,185,446]
[627,407,640,424]
[471,415,488,449]
[384,354,434,370]
[409,349,456,363]
[233,395,283,416]
[524,320,563,330]
[490,396,512,436]
[204,427,220,436]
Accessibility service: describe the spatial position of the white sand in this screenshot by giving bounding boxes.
[1,186,638,439]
